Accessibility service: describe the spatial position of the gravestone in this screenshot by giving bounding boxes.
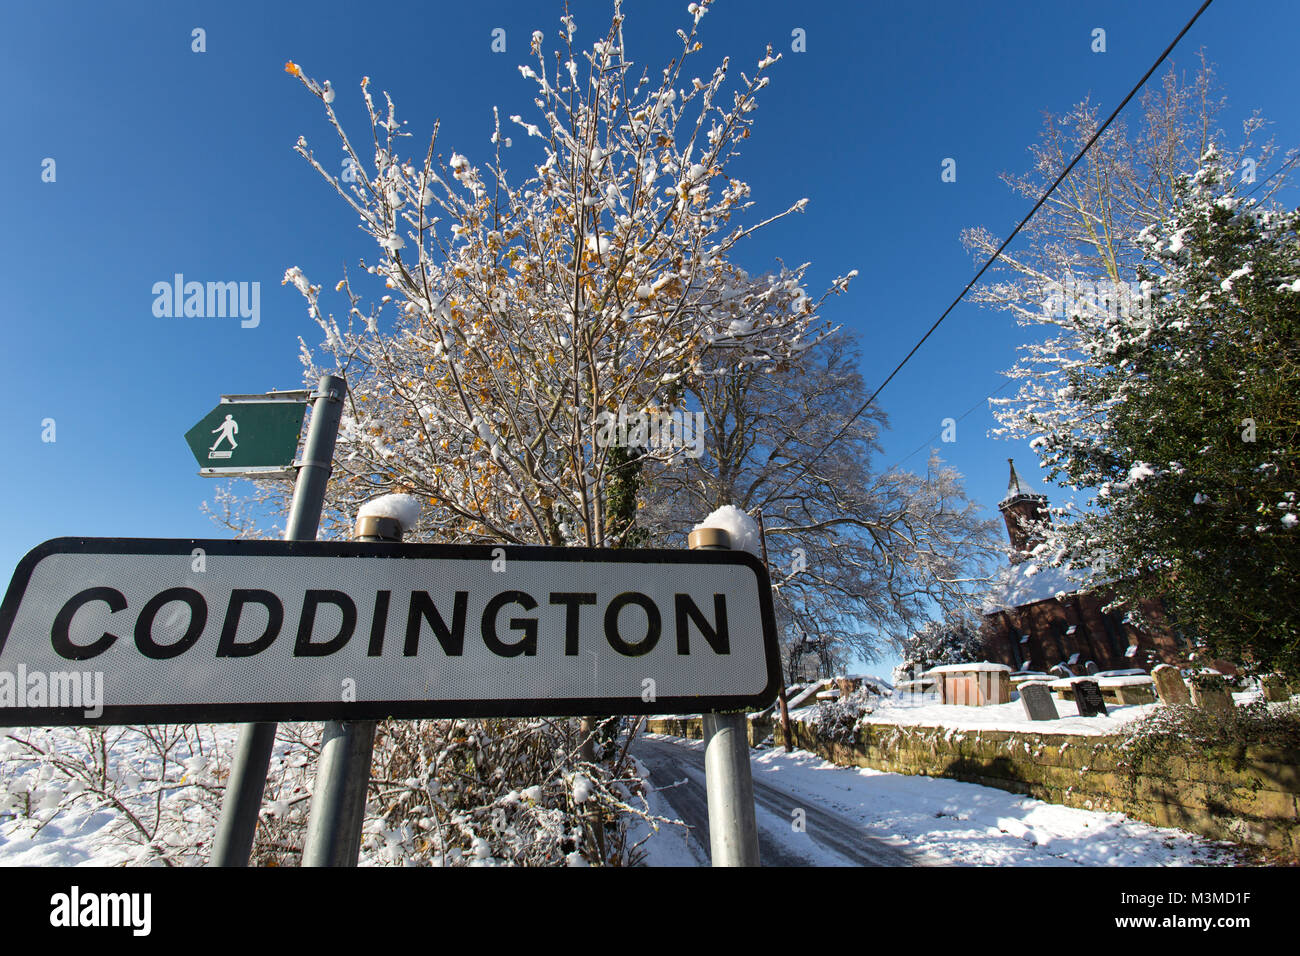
[1151,664,1190,705]
[1073,679,1108,717]
[1111,680,1157,705]
[1019,681,1059,721]
[1084,660,1099,675]
[1049,663,1073,679]
[1190,679,1235,718]
[1261,674,1294,703]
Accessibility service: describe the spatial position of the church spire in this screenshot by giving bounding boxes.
[1003,458,1035,501]
[998,458,1049,560]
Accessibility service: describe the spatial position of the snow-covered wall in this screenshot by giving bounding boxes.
[772,719,1299,856]
[646,712,1300,857]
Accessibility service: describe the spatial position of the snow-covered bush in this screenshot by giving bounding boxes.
[1119,698,1300,766]
[808,686,885,743]
[0,718,668,866]
[892,617,985,685]
[0,725,231,866]
[357,717,656,866]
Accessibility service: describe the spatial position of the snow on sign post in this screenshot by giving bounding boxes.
[0,538,780,725]
[183,391,309,477]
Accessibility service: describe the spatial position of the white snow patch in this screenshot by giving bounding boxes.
[982,562,1087,613]
[926,663,1013,675]
[693,505,761,557]
[358,493,423,533]
[571,774,591,804]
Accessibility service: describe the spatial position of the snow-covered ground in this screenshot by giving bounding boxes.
[1,723,274,867]
[0,805,138,867]
[792,687,1264,736]
[1,710,1259,867]
[636,734,1240,866]
[816,694,1156,735]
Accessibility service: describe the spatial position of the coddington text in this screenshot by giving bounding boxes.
[48,587,732,661]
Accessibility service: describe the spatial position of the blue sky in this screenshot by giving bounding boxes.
[2,0,1297,679]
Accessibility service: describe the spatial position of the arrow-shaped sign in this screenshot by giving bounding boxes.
[184,392,309,476]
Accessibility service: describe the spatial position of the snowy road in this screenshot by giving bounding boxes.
[633,733,1239,868]
[634,735,927,866]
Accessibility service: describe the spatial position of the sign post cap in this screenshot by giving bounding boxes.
[355,515,402,542]
[688,527,731,550]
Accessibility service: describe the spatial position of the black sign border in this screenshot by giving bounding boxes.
[0,537,782,725]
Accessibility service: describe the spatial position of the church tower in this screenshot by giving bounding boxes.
[999,458,1050,562]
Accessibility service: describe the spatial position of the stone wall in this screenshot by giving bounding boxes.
[774,719,1300,856]
[645,716,1300,855]
[646,716,772,747]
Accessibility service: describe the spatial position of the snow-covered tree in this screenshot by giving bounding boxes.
[961,57,1282,326]
[639,330,999,675]
[892,616,986,685]
[993,149,1298,678]
[280,2,849,544]
[230,1,859,864]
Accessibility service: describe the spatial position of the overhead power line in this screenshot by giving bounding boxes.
[765,0,1216,503]
[1244,147,1300,198]
[883,376,1019,474]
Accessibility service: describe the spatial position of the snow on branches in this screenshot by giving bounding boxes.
[282,2,852,549]
[989,144,1300,675]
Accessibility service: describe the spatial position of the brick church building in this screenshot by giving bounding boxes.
[979,460,1187,674]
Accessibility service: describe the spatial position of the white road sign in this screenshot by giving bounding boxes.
[0,538,780,725]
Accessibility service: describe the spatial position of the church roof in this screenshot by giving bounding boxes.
[981,559,1087,614]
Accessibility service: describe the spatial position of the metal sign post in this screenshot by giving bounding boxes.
[300,513,397,868]
[209,374,345,867]
[689,527,762,867]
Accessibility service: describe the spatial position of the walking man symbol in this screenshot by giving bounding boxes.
[209,414,239,459]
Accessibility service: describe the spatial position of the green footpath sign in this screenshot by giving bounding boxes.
[185,394,308,476]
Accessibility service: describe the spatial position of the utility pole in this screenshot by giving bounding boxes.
[209,374,346,867]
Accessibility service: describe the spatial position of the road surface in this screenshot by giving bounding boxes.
[634,734,928,866]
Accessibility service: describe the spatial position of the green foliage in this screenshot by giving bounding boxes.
[604,442,649,549]
[1035,153,1300,679]
[1190,672,1229,694]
